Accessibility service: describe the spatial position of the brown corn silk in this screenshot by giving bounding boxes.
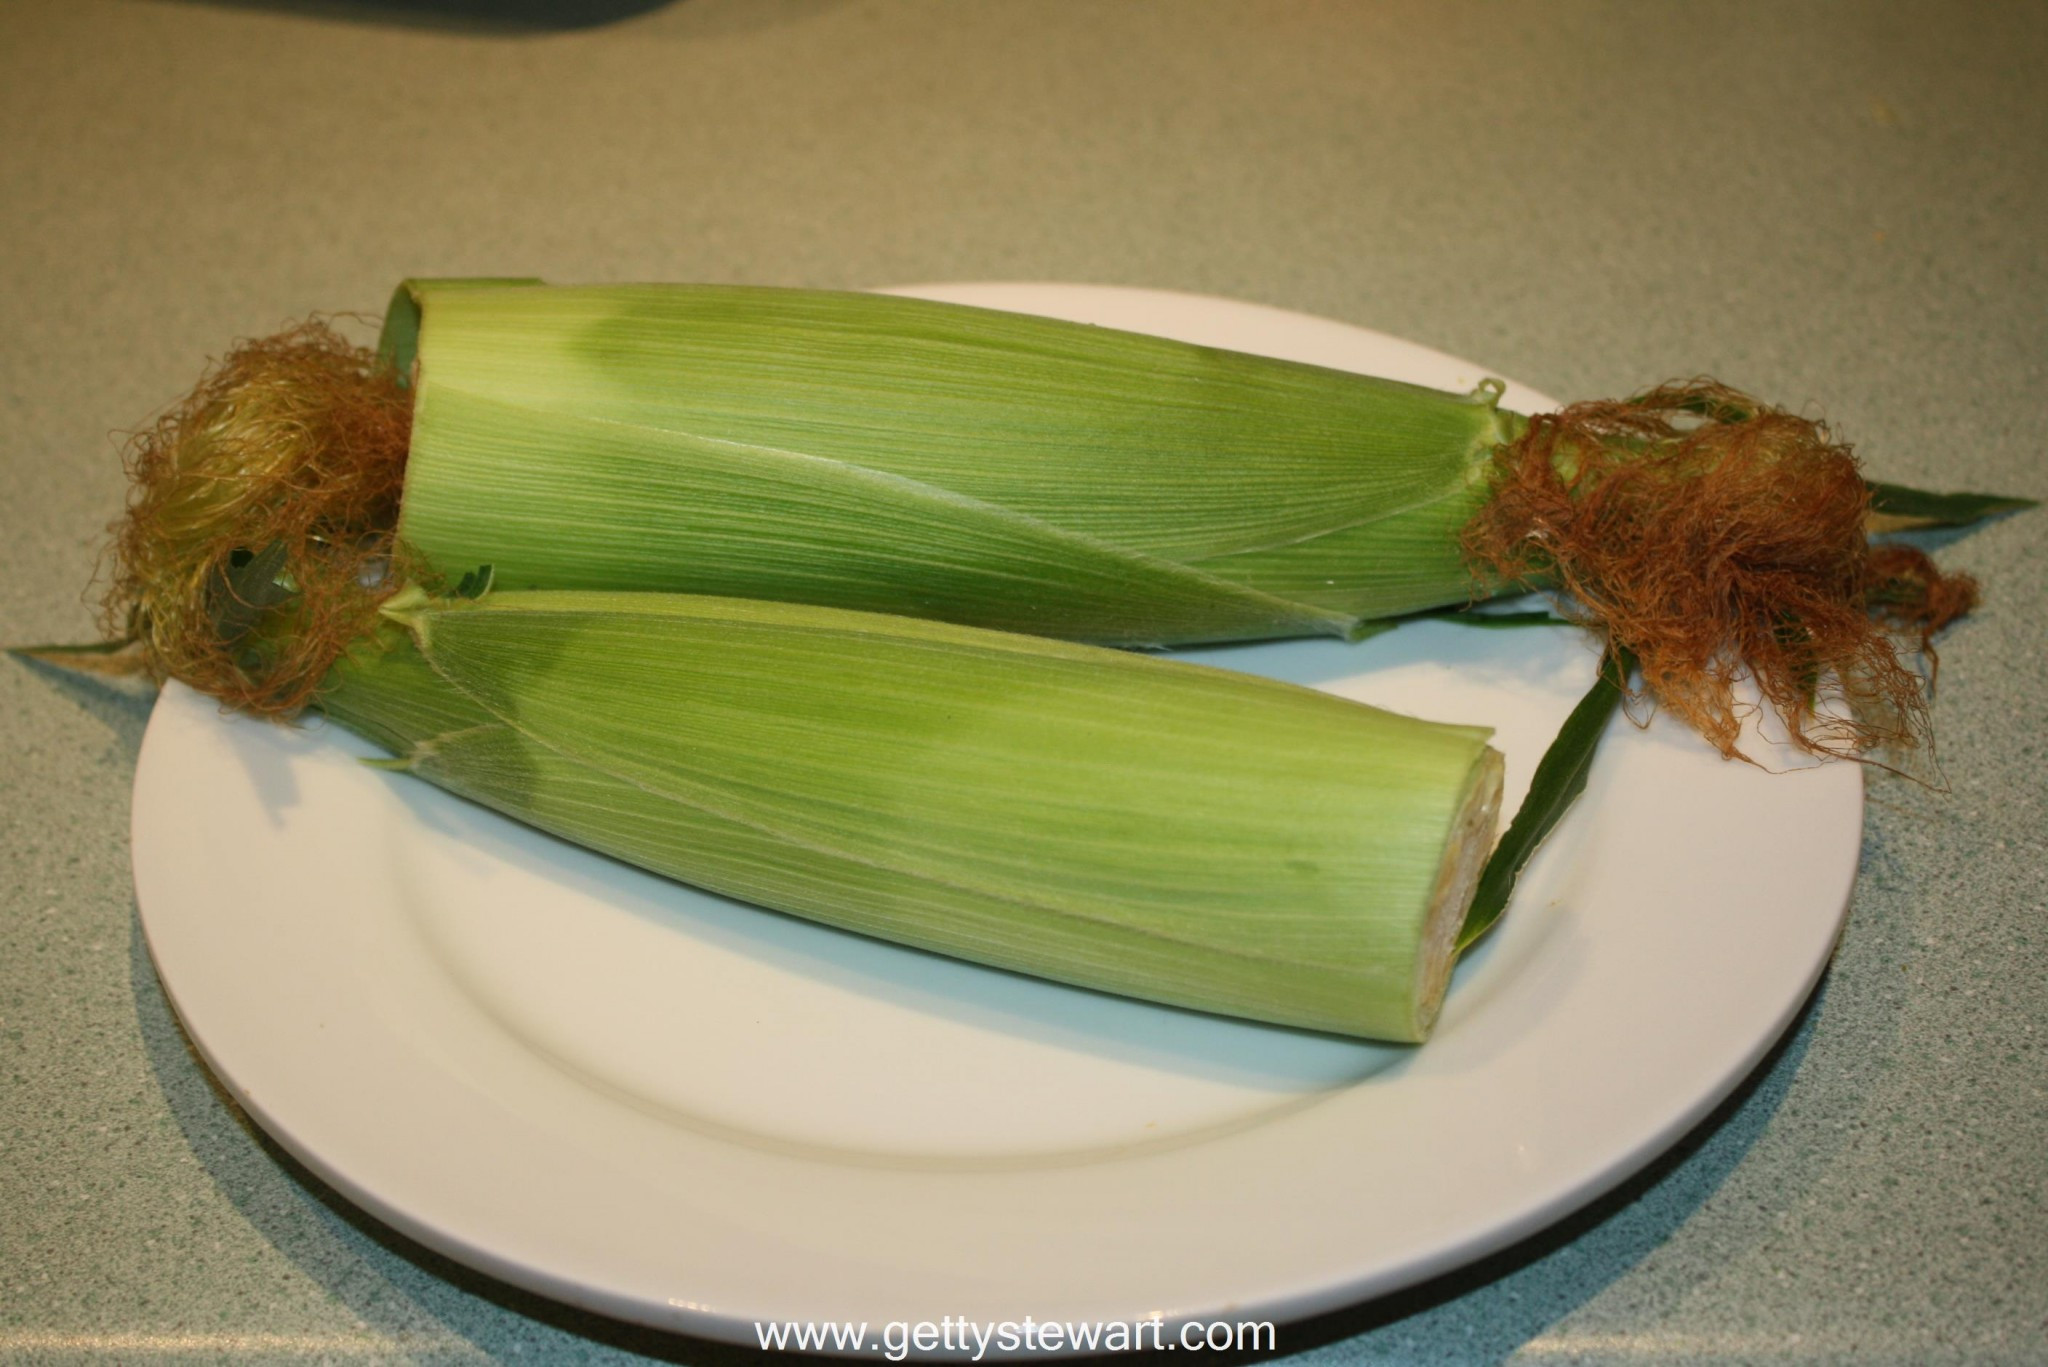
[1461,381,1977,760]
[105,324,410,715]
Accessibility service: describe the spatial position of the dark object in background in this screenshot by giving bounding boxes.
[174,0,678,33]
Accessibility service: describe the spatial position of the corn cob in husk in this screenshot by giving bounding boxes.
[320,588,1502,1042]
[109,280,1990,758]
[381,281,1512,648]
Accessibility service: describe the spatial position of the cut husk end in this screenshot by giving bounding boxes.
[1461,380,1979,765]
[1409,745,1505,1039]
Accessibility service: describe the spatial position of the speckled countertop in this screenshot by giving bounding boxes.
[3,1,2044,1362]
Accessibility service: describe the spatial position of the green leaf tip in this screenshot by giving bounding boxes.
[1455,646,1635,953]
[452,564,495,601]
[1865,479,2038,530]
[6,636,153,680]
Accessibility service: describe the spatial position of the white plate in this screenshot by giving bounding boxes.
[133,285,1861,1351]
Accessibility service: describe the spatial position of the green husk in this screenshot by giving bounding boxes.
[322,589,1504,1042]
[378,283,2003,763]
[108,279,2002,756]
[384,281,1519,645]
